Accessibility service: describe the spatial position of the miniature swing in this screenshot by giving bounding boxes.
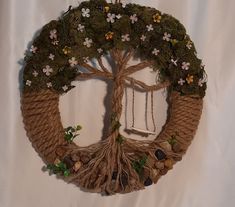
[125,79,157,137]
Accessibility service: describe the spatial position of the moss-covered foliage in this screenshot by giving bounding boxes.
[23,0,207,97]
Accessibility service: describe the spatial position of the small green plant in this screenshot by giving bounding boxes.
[64,125,82,143]
[47,161,70,177]
[168,135,177,145]
[132,155,148,176]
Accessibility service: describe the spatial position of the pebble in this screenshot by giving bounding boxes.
[80,155,90,164]
[155,162,165,170]
[54,158,61,165]
[160,168,168,175]
[155,149,166,160]
[161,141,172,151]
[63,156,74,169]
[164,159,173,169]
[173,143,181,153]
[71,153,80,162]
[153,169,159,176]
[144,177,153,186]
[120,173,128,187]
[73,161,82,172]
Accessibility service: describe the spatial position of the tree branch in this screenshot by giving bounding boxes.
[124,61,153,76]
[125,77,170,92]
[97,57,109,73]
[80,63,100,73]
[76,71,113,80]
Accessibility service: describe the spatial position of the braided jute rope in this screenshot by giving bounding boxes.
[21,63,203,194]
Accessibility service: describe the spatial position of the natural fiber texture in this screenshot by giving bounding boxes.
[21,49,203,194]
[21,0,206,195]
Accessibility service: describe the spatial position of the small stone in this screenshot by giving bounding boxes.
[112,172,118,180]
[155,149,166,160]
[164,159,173,169]
[153,169,159,176]
[130,179,136,185]
[120,173,128,187]
[80,155,90,164]
[144,177,153,186]
[63,156,74,169]
[73,161,82,172]
[155,162,165,170]
[54,158,61,165]
[172,143,181,153]
[160,168,168,175]
[161,141,172,151]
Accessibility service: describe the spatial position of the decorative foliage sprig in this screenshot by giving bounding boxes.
[64,125,82,143]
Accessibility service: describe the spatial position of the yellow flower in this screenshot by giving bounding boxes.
[104,6,110,13]
[62,46,72,55]
[153,13,162,23]
[105,31,114,40]
[186,74,194,84]
[170,39,178,46]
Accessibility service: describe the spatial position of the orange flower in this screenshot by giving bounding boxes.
[105,31,114,40]
[186,74,194,84]
[153,13,162,23]
[104,6,110,13]
[62,46,72,55]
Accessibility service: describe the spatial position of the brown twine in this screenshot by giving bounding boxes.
[21,49,203,194]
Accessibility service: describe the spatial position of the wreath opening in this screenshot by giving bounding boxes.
[21,0,207,195]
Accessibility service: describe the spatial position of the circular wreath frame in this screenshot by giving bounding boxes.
[21,0,206,195]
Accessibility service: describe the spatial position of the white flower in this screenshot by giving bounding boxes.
[140,35,146,41]
[48,53,55,60]
[121,34,130,42]
[52,40,59,45]
[97,48,103,53]
[116,14,122,19]
[107,13,116,23]
[69,57,78,67]
[49,29,57,39]
[83,57,89,63]
[82,8,90,17]
[130,14,138,24]
[47,82,52,88]
[200,62,205,69]
[26,80,31,86]
[83,38,93,48]
[146,24,154,32]
[163,32,171,41]
[178,78,185,85]
[181,62,190,70]
[42,65,53,76]
[152,48,160,56]
[77,24,85,32]
[32,70,38,77]
[198,71,207,87]
[122,3,127,8]
[186,41,192,49]
[171,58,178,66]
[62,85,68,91]
[30,45,37,54]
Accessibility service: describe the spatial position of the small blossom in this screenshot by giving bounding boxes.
[47,82,52,88]
[62,46,72,55]
[83,57,89,63]
[121,34,130,42]
[181,62,190,70]
[130,14,138,24]
[30,45,37,54]
[52,40,59,45]
[153,13,162,23]
[77,24,85,32]
[83,38,93,48]
[171,59,178,66]
[171,39,178,46]
[198,79,204,87]
[186,41,193,49]
[152,48,160,56]
[49,29,57,39]
[186,75,194,84]
[81,8,90,17]
[198,71,207,86]
[97,48,103,53]
[146,24,154,32]
[116,14,122,19]
[200,62,205,69]
[140,35,146,42]
[48,53,55,60]
[104,6,110,13]
[107,13,116,23]
[69,57,78,67]
[163,32,171,41]
[42,65,53,76]
[32,70,38,77]
[178,78,185,85]
[122,3,127,8]
[62,85,68,91]
[105,31,114,40]
[26,80,32,86]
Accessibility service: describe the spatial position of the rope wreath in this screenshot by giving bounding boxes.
[21,0,207,195]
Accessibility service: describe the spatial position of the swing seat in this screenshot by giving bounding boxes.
[131,127,156,135]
